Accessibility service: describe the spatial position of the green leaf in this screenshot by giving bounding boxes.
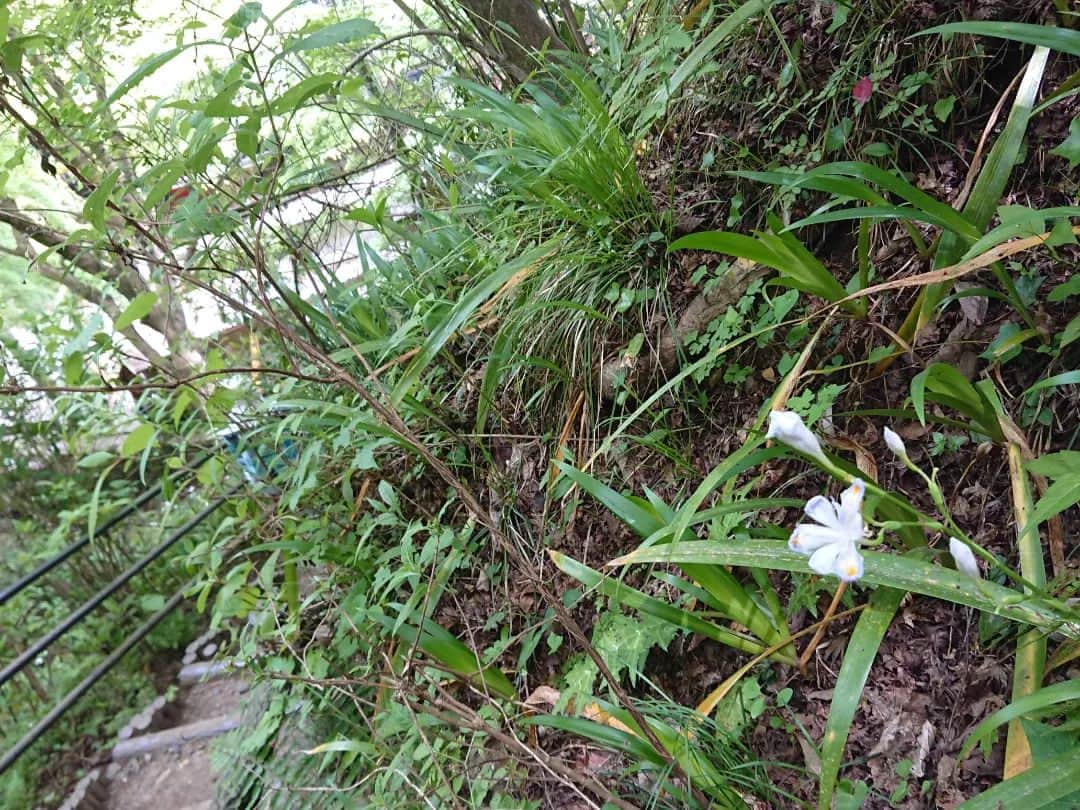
[283,17,380,54]
[961,680,1080,761]
[1032,475,1080,526]
[370,609,516,699]
[121,423,157,458]
[78,451,114,469]
[1048,275,1080,302]
[1026,451,1080,479]
[97,43,207,112]
[1062,315,1080,349]
[954,747,1080,809]
[918,22,1080,58]
[1045,118,1080,168]
[114,292,159,331]
[392,241,557,405]
[268,73,338,114]
[612,541,1076,636]
[819,587,906,808]
[236,115,261,160]
[523,715,665,765]
[82,169,121,231]
[63,352,84,385]
[1022,371,1080,400]
[550,551,771,658]
[934,95,956,122]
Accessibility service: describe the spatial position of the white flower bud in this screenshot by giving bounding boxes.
[765,410,827,463]
[883,426,908,459]
[949,537,981,580]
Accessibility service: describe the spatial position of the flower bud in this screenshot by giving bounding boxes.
[949,537,981,580]
[766,410,827,463]
[883,426,908,459]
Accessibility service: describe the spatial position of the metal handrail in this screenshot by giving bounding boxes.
[0,454,210,609]
[0,494,231,690]
[0,585,188,776]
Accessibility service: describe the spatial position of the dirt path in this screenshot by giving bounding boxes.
[103,677,249,809]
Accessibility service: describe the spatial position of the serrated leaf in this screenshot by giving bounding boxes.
[284,17,380,54]
[97,43,203,112]
[114,292,159,331]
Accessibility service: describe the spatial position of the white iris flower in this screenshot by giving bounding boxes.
[789,479,867,582]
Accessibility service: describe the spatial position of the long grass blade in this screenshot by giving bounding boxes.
[818,586,905,808]
[954,748,1080,809]
[1005,442,1048,777]
[550,551,776,659]
[611,541,1077,636]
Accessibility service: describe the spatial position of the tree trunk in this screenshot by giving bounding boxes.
[455,0,567,77]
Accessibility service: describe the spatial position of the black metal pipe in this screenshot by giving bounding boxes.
[0,455,210,608]
[0,585,187,776]
[0,496,228,690]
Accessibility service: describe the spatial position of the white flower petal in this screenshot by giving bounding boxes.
[883,427,908,459]
[789,524,844,554]
[949,537,981,580]
[766,410,827,462]
[832,544,864,582]
[808,544,842,576]
[803,495,841,529]
[837,479,866,540]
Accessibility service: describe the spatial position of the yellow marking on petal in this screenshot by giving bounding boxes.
[844,563,858,577]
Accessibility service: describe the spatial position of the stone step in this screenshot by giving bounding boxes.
[111,714,241,761]
[177,658,244,685]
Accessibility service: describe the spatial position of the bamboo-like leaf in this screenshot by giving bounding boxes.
[917,22,1080,58]
[558,461,791,649]
[522,714,665,764]
[114,292,159,331]
[954,748,1080,809]
[784,204,970,235]
[921,46,1050,321]
[611,541,1077,636]
[369,609,516,699]
[818,586,905,808]
[1006,443,1048,777]
[97,42,209,112]
[738,162,978,239]
[550,551,774,659]
[392,241,555,405]
[961,679,1080,761]
[635,0,778,133]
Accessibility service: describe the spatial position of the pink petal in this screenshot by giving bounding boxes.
[853,76,873,104]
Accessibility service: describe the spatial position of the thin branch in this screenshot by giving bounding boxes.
[0,366,336,396]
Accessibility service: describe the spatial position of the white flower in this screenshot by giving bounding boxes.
[949,537,981,580]
[883,426,908,459]
[766,410,827,463]
[788,479,866,582]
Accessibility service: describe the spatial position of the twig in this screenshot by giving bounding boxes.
[798,582,847,673]
[0,367,336,396]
